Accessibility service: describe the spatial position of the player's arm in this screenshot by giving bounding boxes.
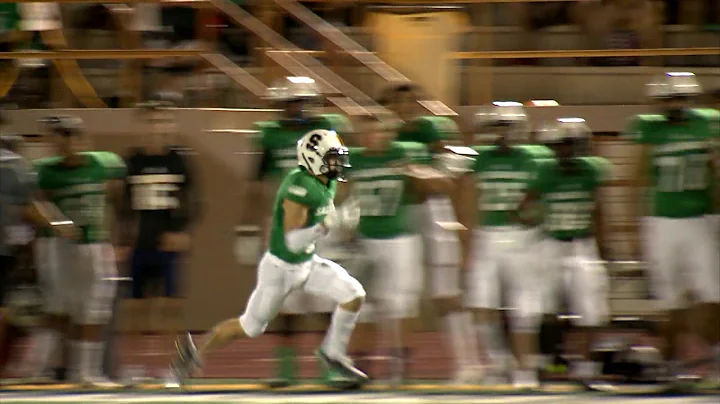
[593,194,610,261]
[282,198,327,253]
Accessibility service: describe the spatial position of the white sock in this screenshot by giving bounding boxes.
[477,323,509,366]
[461,312,481,367]
[445,312,469,370]
[323,307,360,359]
[73,341,103,379]
[23,329,58,377]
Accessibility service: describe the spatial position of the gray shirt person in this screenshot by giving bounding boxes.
[0,148,37,257]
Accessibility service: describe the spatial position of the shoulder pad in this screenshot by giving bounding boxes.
[689,108,720,120]
[33,156,62,169]
[579,156,614,182]
[514,144,555,159]
[634,114,666,122]
[315,114,353,134]
[253,121,281,133]
[393,141,431,164]
[414,116,460,135]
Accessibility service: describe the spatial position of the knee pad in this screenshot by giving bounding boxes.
[238,313,267,338]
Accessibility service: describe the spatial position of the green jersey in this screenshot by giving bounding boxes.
[348,142,427,239]
[472,145,550,227]
[254,114,353,180]
[269,167,337,264]
[0,3,19,34]
[35,151,127,243]
[625,108,719,218]
[531,156,612,240]
[397,116,460,150]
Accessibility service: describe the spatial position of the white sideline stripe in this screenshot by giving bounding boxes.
[0,395,578,404]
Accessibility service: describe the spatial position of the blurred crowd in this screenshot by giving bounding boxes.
[1,1,719,109]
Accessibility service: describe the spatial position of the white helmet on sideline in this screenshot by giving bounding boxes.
[297,129,350,181]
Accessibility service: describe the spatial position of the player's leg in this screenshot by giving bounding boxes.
[425,198,479,382]
[24,237,70,381]
[566,238,610,387]
[349,243,379,379]
[535,237,565,378]
[154,251,185,383]
[684,217,720,377]
[375,235,425,384]
[71,243,119,386]
[429,231,481,383]
[642,217,686,366]
[467,229,509,381]
[506,230,545,389]
[302,255,367,381]
[172,253,292,381]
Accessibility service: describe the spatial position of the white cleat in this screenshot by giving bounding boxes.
[78,376,124,389]
[512,369,540,391]
[450,365,485,385]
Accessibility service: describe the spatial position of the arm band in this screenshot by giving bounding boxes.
[285,224,326,253]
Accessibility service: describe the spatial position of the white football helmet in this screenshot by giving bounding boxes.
[474,101,529,143]
[266,76,320,102]
[537,118,591,144]
[646,71,702,99]
[297,129,350,181]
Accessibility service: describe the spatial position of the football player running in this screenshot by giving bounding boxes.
[243,76,354,387]
[34,116,128,388]
[466,102,553,389]
[344,114,457,384]
[379,83,479,384]
[516,118,612,389]
[625,72,720,388]
[171,129,368,387]
[120,100,202,385]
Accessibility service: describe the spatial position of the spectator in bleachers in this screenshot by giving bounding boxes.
[582,0,663,66]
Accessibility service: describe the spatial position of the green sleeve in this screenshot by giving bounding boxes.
[624,114,661,145]
[395,141,432,165]
[89,151,127,179]
[528,158,555,192]
[584,156,614,187]
[316,114,354,136]
[33,158,58,191]
[252,121,277,149]
[692,108,720,139]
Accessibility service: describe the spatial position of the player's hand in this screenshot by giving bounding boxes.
[52,220,80,240]
[160,232,191,252]
[322,199,360,231]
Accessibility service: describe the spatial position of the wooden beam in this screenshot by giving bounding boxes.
[0,49,204,60]
[449,47,720,60]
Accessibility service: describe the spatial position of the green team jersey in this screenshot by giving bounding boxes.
[530,156,612,240]
[254,114,353,180]
[397,116,460,151]
[472,145,551,227]
[625,108,719,218]
[269,167,337,264]
[35,151,127,243]
[0,3,19,34]
[347,142,427,239]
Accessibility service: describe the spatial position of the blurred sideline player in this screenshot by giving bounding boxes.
[465,102,552,388]
[344,114,457,383]
[245,76,353,387]
[378,83,478,383]
[708,88,720,236]
[517,118,613,389]
[0,116,75,374]
[120,100,201,383]
[172,129,368,387]
[34,117,128,387]
[626,72,719,386]
[20,116,83,383]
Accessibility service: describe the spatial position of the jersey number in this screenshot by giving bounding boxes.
[354,180,403,217]
[58,194,104,226]
[132,183,180,210]
[655,154,709,192]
